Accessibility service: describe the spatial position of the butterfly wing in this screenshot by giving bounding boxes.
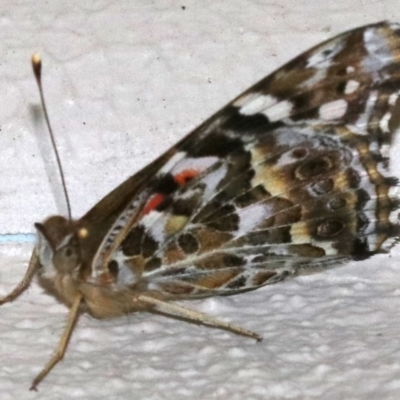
[82,22,400,298]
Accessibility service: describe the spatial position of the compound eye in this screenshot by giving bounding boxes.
[63,246,74,258]
[53,244,81,274]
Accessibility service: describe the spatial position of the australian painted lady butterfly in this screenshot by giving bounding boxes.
[2,22,400,389]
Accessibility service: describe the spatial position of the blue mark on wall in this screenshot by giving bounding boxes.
[0,234,36,244]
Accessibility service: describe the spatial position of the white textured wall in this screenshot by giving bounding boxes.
[0,1,400,399]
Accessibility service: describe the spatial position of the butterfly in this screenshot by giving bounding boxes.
[2,21,400,390]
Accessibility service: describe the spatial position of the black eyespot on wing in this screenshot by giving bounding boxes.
[152,174,179,194]
[178,233,199,254]
[182,133,243,158]
[221,106,272,132]
[108,260,119,277]
[121,225,158,258]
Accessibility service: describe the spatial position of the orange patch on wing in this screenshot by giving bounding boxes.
[173,169,199,186]
[142,193,166,215]
[142,169,199,215]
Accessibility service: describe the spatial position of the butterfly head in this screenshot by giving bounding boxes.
[35,216,83,276]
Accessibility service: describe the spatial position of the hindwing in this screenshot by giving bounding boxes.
[75,22,400,299]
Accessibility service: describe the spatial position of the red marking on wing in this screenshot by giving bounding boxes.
[142,169,199,215]
[142,193,166,215]
[174,169,199,186]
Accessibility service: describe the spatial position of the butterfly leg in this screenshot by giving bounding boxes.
[0,251,39,305]
[136,294,262,341]
[30,293,83,391]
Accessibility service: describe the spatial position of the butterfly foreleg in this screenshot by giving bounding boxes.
[136,294,263,342]
[30,292,83,391]
[0,250,39,305]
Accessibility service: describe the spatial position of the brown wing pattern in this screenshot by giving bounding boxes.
[88,22,400,298]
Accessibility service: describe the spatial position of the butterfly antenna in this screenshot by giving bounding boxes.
[31,53,72,221]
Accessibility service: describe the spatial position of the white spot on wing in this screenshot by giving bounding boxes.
[159,152,187,175]
[117,265,137,285]
[171,156,219,176]
[379,112,391,133]
[238,94,294,122]
[235,203,272,237]
[234,92,260,107]
[202,164,228,199]
[389,91,400,106]
[319,99,348,120]
[352,91,378,133]
[344,80,360,94]
[362,27,393,72]
[237,93,278,115]
[113,252,138,286]
[276,149,307,167]
[262,100,293,122]
[306,39,345,68]
[310,239,338,256]
[141,211,165,243]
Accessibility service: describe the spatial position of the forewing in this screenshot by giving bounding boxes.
[87,22,400,298]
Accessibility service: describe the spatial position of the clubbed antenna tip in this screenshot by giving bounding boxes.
[31,53,72,221]
[31,53,42,82]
